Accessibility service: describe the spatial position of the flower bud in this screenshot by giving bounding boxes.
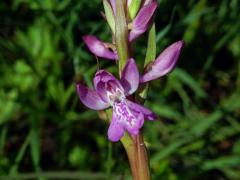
[141,41,184,83]
[82,35,117,60]
[129,0,158,42]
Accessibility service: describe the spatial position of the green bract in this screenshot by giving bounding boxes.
[128,0,142,19]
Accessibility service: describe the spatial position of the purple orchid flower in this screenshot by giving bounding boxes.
[82,35,117,60]
[109,0,158,41]
[141,40,184,83]
[76,59,156,142]
[129,0,158,42]
[76,40,184,141]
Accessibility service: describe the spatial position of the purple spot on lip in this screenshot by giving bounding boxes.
[113,100,137,127]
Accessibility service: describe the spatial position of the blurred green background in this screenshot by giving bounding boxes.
[0,0,240,179]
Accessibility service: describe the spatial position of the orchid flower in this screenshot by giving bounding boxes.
[77,59,156,142]
[77,40,183,142]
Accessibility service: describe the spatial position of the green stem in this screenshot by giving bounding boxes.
[115,0,130,75]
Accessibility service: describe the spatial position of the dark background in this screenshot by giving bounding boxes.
[0,0,240,179]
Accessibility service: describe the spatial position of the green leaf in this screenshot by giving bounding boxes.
[10,134,30,175]
[172,68,207,98]
[202,155,240,170]
[139,24,156,99]
[0,126,8,154]
[221,93,240,112]
[62,85,75,109]
[68,146,87,167]
[0,90,19,125]
[144,23,156,66]
[128,0,141,20]
[103,0,116,33]
[151,139,187,165]
[156,6,177,43]
[183,0,207,43]
[148,103,182,121]
[190,111,223,136]
[30,119,41,172]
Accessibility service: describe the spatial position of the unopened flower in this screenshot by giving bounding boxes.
[82,35,117,60]
[108,0,158,41]
[129,0,158,42]
[141,40,184,83]
[84,0,158,60]
[76,59,156,142]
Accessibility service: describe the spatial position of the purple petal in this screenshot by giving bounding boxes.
[108,110,125,142]
[129,0,158,42]
[94,70,124,103]
[143,0,153,6]
[111,100,144,137]
[120,58,139,95]
[127,100,157,120]
[82,35,117,60]
[140,40,184,83]
[109,0,116,15]
[76,84,110,110]
[125,112,144,135]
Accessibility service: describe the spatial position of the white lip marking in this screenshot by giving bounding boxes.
[106,86,125,105]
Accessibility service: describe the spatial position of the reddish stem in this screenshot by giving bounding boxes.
[122,132,151,180]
